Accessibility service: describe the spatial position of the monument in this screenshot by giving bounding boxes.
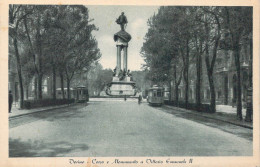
[106,12,137,96]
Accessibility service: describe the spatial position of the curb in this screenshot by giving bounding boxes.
[9,103,77,119]
[164,105,253,129]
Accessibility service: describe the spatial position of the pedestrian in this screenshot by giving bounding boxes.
[124,95,127,101]
[9,90,13,113]
[138,95,142,104]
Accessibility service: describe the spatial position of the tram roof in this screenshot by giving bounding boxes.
[148,86,164,90]
[76,86,87,88]
[56,88,75,91]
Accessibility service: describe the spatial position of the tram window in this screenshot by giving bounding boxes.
[152,90,156,97]
[149,91,153,96]
[157,91,163,97]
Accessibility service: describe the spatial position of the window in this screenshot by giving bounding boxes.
[157,90,163,97]
[153,90,157,97]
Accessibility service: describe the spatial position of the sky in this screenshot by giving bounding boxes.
[87,6,159,71]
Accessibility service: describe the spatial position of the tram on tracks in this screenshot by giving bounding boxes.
[147,85,164,106]
[75,86,89,102]
[56,86,89,103]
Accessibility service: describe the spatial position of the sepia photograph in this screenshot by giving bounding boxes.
[1,0,259,166]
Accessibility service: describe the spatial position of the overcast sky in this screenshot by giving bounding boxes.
[87,6,159,71]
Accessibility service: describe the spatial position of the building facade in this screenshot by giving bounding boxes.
[170,43,251,107]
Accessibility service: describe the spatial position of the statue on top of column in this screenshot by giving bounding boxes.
[116,12,128,31]
[114,12,131,43]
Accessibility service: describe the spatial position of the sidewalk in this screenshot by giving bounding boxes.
[165,104,253,129]
[9,103,74,118]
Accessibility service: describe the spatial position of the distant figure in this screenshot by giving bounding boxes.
[124,95,127,101]
[123,69,126,76]
[113,67,117,76]
[9,90,13,113]
[116,12,128,31]
[127,69,130,76]
[138,95,142,104]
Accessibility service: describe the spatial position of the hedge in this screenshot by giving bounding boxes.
[164,100,213,113]
[23,99,75,109]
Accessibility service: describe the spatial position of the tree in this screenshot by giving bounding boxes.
[190,7,206,110]
[222,7,252,120]
[172,54,183,104]
[142,7,179,87]
[202,7,222,113]
[22,6,49,99]
[9,5,30,108]
[49,6,101,99]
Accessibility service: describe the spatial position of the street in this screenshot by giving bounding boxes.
[9,99,252,157]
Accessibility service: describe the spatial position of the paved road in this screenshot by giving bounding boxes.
[9,99,252,157]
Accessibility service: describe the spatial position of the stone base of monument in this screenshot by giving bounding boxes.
[106,76,137,96]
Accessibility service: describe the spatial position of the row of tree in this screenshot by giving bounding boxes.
[82,63,151,97]
[141,6,252,120]
[86,63,113,96]
[9,5,101,108]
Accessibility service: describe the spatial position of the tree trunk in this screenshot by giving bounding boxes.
[36,15,43,100]
[245,37,252,122]
[184,71,189,108]
[204,38,216,113]
[173,62,178,105]
[168,80,172,101]
[13,37,24,109]
[34,76,37,99]
[207,71,216,113]
[175,84,179,105]
[174,59,183,106]
[196,51,202,111]
[234,47,242,120]
[67,79,70,100]
[184,40,189,108]
[26,84,29,100]
[60,72,65,99]
[52,65,56,99]
[204,13,220,113]
[37,74,42,99]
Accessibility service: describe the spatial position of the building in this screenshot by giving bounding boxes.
[170,42,251,107]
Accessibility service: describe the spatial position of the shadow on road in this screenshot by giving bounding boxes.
[157,105,252,141]
[9,138,89,157]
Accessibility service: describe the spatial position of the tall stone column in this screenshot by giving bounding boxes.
[123,46,128,71]
[117,46,121,76]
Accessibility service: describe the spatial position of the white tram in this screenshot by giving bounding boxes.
[56,86,89,102]
[147,85,164,106]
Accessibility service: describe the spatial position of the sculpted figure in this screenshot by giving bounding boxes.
[116,12,128,31]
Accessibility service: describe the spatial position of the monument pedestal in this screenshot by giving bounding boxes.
[106,76,136,96]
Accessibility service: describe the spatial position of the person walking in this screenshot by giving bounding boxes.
[9,90,13,113]
[138,95,142,104]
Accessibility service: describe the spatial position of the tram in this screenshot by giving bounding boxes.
[75,86,89,102]
[56,86,89,103]
[147,85,164,106]
[56,88,76,99]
